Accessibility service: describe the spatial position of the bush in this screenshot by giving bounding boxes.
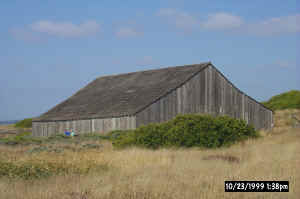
[111,130,136,147]
[107,130,130,140]
[15,118,32,128]
[0,160,109,180]
[262,90,300,111]
[112,114,259,149]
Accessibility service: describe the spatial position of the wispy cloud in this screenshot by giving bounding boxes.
[157,8,300,36]
[247,14,300,36]
[156,8,198,30]
[201,13,244,30]
[30,20,101,38]
[115,27,142,38]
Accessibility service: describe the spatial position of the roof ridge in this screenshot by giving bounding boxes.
[95,62,211,80]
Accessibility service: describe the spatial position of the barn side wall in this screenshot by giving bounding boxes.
[32,116,136,137]
[136,65,273,130]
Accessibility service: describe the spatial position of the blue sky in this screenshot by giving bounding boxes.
[0,0,299,120]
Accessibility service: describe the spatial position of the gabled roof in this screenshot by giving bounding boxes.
[34,62,211,121]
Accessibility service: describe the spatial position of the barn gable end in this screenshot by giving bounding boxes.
[136,64,273,130]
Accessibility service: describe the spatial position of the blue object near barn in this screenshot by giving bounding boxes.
[64,131,71,136]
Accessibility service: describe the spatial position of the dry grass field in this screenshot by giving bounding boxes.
[0,110,299,199]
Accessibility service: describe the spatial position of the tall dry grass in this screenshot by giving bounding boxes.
[0,110,299,199]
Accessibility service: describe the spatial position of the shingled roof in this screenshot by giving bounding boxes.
[33,62,211,121]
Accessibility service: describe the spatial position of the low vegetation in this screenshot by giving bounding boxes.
[3,114,258,150]
[0,108,299,198]
[14,118,32,128]
[0,132,111,146]
[262,90,300,110]
[112,114,259,149]
[0,131,41,145]
[0,159,108,180]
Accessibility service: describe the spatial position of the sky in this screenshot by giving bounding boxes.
[0,0,299,121]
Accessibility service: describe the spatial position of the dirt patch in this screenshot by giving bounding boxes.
[202,155,240,163]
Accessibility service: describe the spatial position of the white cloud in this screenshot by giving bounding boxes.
[30,20,100,37]
[157,8,198,30]
[248,14,300,35]
[157,9,241,31]
[157,8,300,36]
[201,13,244,30]
[115,27,142,38]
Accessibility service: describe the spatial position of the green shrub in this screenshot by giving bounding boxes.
[112,114,259,149]
[262,90,300,110]
[135,123,170,149]
[15,118,32,128]
[111,130,136,147]
[107,130,129,140]
[0,161,53,179]
[0,160,109,180]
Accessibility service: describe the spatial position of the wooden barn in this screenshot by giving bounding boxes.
[32,62,273,136]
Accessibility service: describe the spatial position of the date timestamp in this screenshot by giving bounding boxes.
[225,181,289,192]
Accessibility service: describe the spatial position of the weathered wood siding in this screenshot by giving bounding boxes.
[136,65,273,130]
[33,64,273,137]
[32,116,136,137]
